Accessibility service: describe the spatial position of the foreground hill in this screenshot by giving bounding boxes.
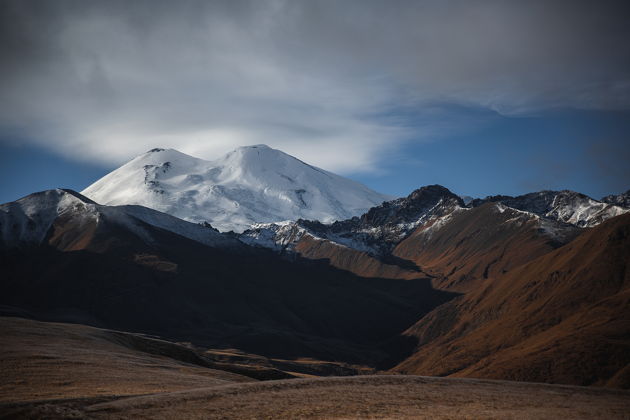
[81,145,390,232]
[0,317,254,403]
[0,189,453,366]
[2,317,629,419]
[394,213,630,388]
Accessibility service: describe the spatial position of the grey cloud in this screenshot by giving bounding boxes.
[1,0,629,171]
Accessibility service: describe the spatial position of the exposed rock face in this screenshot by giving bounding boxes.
[239,185,465,279]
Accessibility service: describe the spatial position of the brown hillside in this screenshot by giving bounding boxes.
[393,213,630,388]
[393,203,579,292]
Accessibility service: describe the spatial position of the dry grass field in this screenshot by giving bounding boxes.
[1,317,629,419]
[0,317,253,403]
[3,376,630,419]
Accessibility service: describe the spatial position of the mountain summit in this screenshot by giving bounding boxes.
[81,145,391,232]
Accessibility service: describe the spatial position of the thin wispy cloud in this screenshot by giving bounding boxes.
[1,0,629,173]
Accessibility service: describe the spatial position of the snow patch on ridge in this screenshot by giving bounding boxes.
[0,189,238,249]
[0,189,97,247]
[476,190,628,228]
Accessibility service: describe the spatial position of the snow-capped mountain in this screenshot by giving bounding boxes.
[602,190,630,208]
[470,190,628,227]
[81,145,391,233]
[241,185,465,255]
[0,189,238,250]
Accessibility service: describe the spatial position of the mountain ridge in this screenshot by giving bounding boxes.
[0,188,238,251]
[242,186,628,253]
[470,189,627,227]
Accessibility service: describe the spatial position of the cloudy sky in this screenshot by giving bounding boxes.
[1,0,629,202]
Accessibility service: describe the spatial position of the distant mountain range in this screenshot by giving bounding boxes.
[602,189,630,208]
[239,185,627,282]
[1,145,629,389]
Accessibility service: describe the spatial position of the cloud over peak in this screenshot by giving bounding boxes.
[1,0,629,172]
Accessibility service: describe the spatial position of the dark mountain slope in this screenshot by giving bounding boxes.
[0,190,455,367]
[291,235,423,280]
[393,213,630,388]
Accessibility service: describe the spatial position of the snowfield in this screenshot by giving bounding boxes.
[82,145,391,232]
